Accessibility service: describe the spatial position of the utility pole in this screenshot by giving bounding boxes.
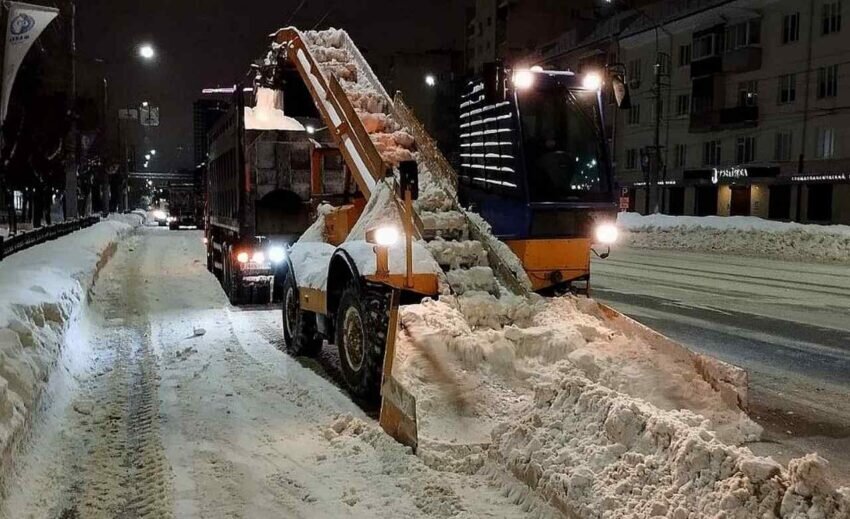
[652,49,670,214]
[64,0,78,219]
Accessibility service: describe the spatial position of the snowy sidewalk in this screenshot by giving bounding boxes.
[619,212,850,263]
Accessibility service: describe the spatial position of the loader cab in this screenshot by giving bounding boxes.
[457,65,623,292]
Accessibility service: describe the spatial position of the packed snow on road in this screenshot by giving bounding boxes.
[0,217,843,517]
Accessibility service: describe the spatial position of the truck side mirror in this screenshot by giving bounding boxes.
[611,74,632,110]
[483,61,506,105]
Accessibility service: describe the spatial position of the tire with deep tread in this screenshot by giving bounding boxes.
[335,281,392,399]
[281,273,323,357]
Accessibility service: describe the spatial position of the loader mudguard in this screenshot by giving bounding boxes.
[326,249,362,317]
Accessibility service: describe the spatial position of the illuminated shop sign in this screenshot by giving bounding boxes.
[633,180,678,186]
[712,167,748,184]
[791,173,848,182]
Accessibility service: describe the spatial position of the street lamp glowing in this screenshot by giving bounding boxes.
[150,149,157,156]
[142,101,149,108]
[139,44,155,60]
[425,74,436,87]
[145,154,151,160]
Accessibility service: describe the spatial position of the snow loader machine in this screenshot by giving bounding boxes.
[262,28,630,450]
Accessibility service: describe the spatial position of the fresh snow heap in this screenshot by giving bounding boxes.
[0,216,141,472]
[619,212,850,263]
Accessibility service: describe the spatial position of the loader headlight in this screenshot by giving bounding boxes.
[512,69,536,90]
[268,246,287,264]
[594,223,619,245]
[367,226,400,246]
[582,72,603,91]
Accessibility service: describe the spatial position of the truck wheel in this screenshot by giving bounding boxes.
[224,248,240,305]
[281,274,322,357]
[335,282,391,399]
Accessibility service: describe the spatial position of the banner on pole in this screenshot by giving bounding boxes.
[1,2,60,124]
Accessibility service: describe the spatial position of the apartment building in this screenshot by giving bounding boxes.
[532,0,850,225]
[465,0,595,73]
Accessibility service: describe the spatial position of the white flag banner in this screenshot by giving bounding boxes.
[1,1,60,124]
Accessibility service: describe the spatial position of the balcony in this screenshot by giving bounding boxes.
[691,55,721,78]
[690,106,759,132]
[723,47,762,74]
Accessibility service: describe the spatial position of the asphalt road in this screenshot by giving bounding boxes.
[592,247,850,484]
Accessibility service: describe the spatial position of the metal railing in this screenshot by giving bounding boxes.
[0,216,101,261]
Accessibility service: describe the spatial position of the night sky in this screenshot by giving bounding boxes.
[76,0,466,172]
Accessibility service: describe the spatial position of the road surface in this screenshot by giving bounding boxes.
[592,246,850,483]
[0,227,532,519]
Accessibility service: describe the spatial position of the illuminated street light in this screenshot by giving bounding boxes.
[150,149,157,156]
[424,74,436,87]
[139,43,156,60]
[145,154,151,160]
[142,101,149,108]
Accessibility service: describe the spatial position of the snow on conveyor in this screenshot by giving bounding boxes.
[619,213,850,263]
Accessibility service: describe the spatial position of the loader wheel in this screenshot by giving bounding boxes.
[282,273,322,357]
[335,282,391,399]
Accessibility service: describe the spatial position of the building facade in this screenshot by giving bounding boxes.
[532,0,850,225]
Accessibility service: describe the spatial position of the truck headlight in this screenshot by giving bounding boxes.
[367,226,400,246]
[237,252,249,263]
[268,246,286,264]
[594,223,619,245]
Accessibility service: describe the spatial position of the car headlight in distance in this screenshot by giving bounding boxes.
[251,251,266,264]
[595,223,619,245]
[153,210,166,220]
[268,246,286,264]
[367,226,400,247]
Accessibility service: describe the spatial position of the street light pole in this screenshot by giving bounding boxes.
[65,0,79,220]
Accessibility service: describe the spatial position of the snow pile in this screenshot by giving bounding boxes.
[620,213,850,263]
[392,294,848,517]
[0,218,140,470]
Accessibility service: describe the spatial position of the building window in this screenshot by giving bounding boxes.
[676,94,691,116]
[738,80,758,106]
[822,1,842,35]
[679,44,692,66]
[703,140,722,166]
[626,149,638,170]
[693,33,716,60]
[736,136,756,163]
[815,128,836,158]
[778,74,797,104]
[675,144,688,168]
[775,131,793,161]
[725,20,761,52]
[628,59,642,83]
[817,65,839,98]
[783,13,801,43]
[628,104,641,125]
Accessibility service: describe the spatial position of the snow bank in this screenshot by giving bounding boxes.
[393,294,848,517]
[0,217,140,473]
[619,213,850,263]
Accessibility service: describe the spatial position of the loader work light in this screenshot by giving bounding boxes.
[367,226,400,247]
[582,72,603,91]
[512,69,535,90]
[594,223,619,245]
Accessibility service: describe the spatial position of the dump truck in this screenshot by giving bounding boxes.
[244,28,634,449]
[204,82,349,305]
[167,178,204,230]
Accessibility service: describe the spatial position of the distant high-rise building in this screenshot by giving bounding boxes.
[193,99,230,167]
